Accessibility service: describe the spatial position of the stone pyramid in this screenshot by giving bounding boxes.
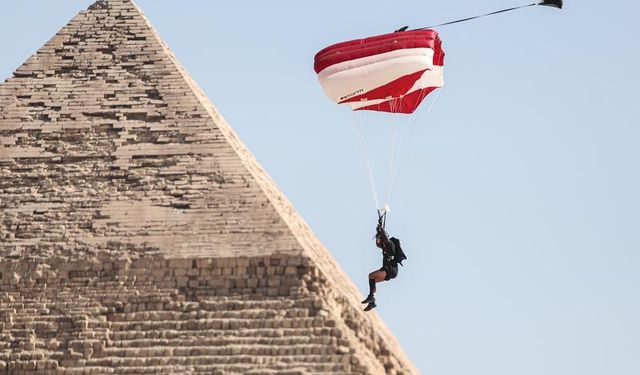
[0,1,418,373]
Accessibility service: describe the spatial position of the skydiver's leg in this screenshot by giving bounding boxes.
[370,269,388,282]
[364,269,387,311]
[362,269,387,304]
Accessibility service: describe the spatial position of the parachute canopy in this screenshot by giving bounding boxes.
[314,30,445,114]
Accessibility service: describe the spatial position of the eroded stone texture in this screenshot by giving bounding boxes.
[0,255,413,374]
[0,0,419,374]
[0,0,295,260]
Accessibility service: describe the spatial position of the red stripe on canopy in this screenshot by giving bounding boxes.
[355,86,439,114]
[339,69,427,104]
[314,30,443,73]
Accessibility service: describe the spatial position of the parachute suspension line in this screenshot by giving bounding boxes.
[384,96,410,207]
[385,99,412,207]
[383,99,400,207]
[349,110,381,211]
[345,91,444,213]
[385,90,442,203]
[384,116,400,207]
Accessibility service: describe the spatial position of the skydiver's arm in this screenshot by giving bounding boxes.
[376,225,393,250]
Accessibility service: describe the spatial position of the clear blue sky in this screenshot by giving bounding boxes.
[2,1,639,374]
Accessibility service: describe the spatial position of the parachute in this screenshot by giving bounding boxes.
[314,30,445,114]
[312,2,560,214]
[313,30,445,211]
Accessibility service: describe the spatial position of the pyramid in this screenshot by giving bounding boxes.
[0,1,418,374]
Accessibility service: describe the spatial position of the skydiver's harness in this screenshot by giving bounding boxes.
[376,210,406,268]
[376,210,404,273]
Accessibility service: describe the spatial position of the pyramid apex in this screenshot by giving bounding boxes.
[89,0,136,6]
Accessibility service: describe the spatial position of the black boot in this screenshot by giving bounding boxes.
[362,278,376,304]
[361,294,375,304]
[364,301,377,311]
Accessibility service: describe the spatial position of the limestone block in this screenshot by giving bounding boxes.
[7,272,20,285]
[176,276,188,287]
[196,259,213,269]
[187,268,199,277]
[168,259,192,269]
[188,280,199,288]
[47,339,60,351]
[173,268,187,277]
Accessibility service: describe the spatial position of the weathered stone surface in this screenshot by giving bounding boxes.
[0,0,418,374]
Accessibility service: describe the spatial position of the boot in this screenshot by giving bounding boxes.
[364,301,377,312]
[361,294,375,304]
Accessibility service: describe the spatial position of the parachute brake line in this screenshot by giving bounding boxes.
[405,0,562,30]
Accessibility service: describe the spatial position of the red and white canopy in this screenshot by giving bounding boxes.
[314,30,445,114]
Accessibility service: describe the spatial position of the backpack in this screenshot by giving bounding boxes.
[390,237,407,266]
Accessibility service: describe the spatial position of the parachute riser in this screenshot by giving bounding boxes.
[377,209,387,230]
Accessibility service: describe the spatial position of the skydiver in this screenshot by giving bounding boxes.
[361,213,406,312]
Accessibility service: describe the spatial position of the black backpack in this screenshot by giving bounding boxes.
[390,237,407,266]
